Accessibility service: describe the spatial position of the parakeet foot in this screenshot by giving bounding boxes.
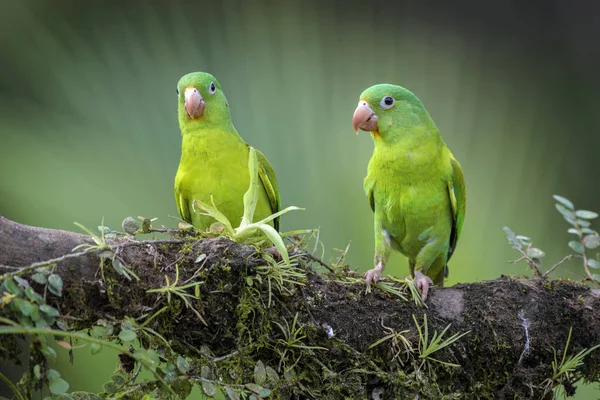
[365,262,384,285]
[414,270,434,301]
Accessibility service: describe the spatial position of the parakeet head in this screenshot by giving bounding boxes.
[352,84,434,141]
[176,72,233,133]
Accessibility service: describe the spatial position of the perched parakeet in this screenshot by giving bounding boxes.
[174,72,280,231]
[352,84,466,300]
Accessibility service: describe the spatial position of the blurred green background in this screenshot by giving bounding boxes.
[1,0,599,398]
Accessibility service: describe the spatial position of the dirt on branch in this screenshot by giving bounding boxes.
[1,216,600,399]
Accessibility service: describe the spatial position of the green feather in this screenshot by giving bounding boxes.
[174,72,280,231]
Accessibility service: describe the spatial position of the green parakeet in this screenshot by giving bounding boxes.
[352,84,466,300]
[174,72,280,231]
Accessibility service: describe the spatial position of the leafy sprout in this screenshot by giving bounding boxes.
[412,314,470,368]
[543,327,600,395]
[146,264,206,325]
[194,147,303,266]
[504,195,599,283]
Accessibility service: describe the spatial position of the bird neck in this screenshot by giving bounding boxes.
[371,127,446,174]
[180,127,244,162]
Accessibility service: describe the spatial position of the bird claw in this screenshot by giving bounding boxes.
[414,270,434,301]
[365,261,384,285]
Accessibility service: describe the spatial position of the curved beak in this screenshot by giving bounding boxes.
[352,101,378,134]
[184,87,205,119]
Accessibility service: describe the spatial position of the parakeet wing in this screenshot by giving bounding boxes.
[365,177,375,212]
[255,148,281,231]
[447,156,466,261]
[175,188,192,224]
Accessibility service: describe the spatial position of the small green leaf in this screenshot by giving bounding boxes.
[102,381,118,394]
[47,275,63,296]
[35,268,51,276]
[254,360,267,385]
[567,228,582,237]
[112,259,132,281]
[4,279,20,295]
[56,320,68,331]
[40,305,60,317]
[503,227,521,249]
[122,216,140,234]
[577,219,592,228]
[569,241,584,254]
[245,383,263,394]
[163,371,177,384]
[111,374,126,386]
[48,274,63,290]
[564,215,578,227]
[25,287,44,304]
[246,276,254,287]
[49,378,69,395]
[118,329,136,342]
[584,235,600,250]
[33,364,42,379]
[91,326,107,338]
[42,346,57,359]
[225,386,240,400]
[141,217,152,232]
[201,381,216,396]
[31,272,48,285]
[90,343,102,355]
[265,366,279,385]
[588,259,600,269]
[555,203,574,218]
[47,369,60,380]
[200,365,212,379]
[249,395,259,400]
[527,248,545,259]
[240,147,260,227]
[194,254,206,263]
[592,274,600,282]
[30,305,41,322]
[582,228,596,234]
[503,226,516,239]
[258,388,272,398]
[258,224,290,266]
[553,195,574,210]
[283,368,296,381]
[14,298,34,316]
[576,210,598,220]
[48,285,62,297]
[14,276,30,288]
[176,355,190,374]
[121,319,135,330]
[516,235,531,243]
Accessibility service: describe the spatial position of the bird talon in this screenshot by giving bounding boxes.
[414,270,434,301]
[365,262,384,285]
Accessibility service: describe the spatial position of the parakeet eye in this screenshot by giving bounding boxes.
[176,88,179,96]
[209,82,216,94]
[380,96,395,109]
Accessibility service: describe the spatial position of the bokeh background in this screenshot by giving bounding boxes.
[1,0,599,398]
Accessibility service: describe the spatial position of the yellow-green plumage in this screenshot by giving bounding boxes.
[174,72,280,231]
[353,84,466,298]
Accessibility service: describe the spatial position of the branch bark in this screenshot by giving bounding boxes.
[1,216,600,399]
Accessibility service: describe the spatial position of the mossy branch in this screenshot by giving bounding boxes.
[1,216,600,398]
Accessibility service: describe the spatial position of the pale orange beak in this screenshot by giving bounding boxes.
[184,87,205,119]
[352,101,378,134]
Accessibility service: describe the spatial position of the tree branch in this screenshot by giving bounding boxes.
[1,216,600,399]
